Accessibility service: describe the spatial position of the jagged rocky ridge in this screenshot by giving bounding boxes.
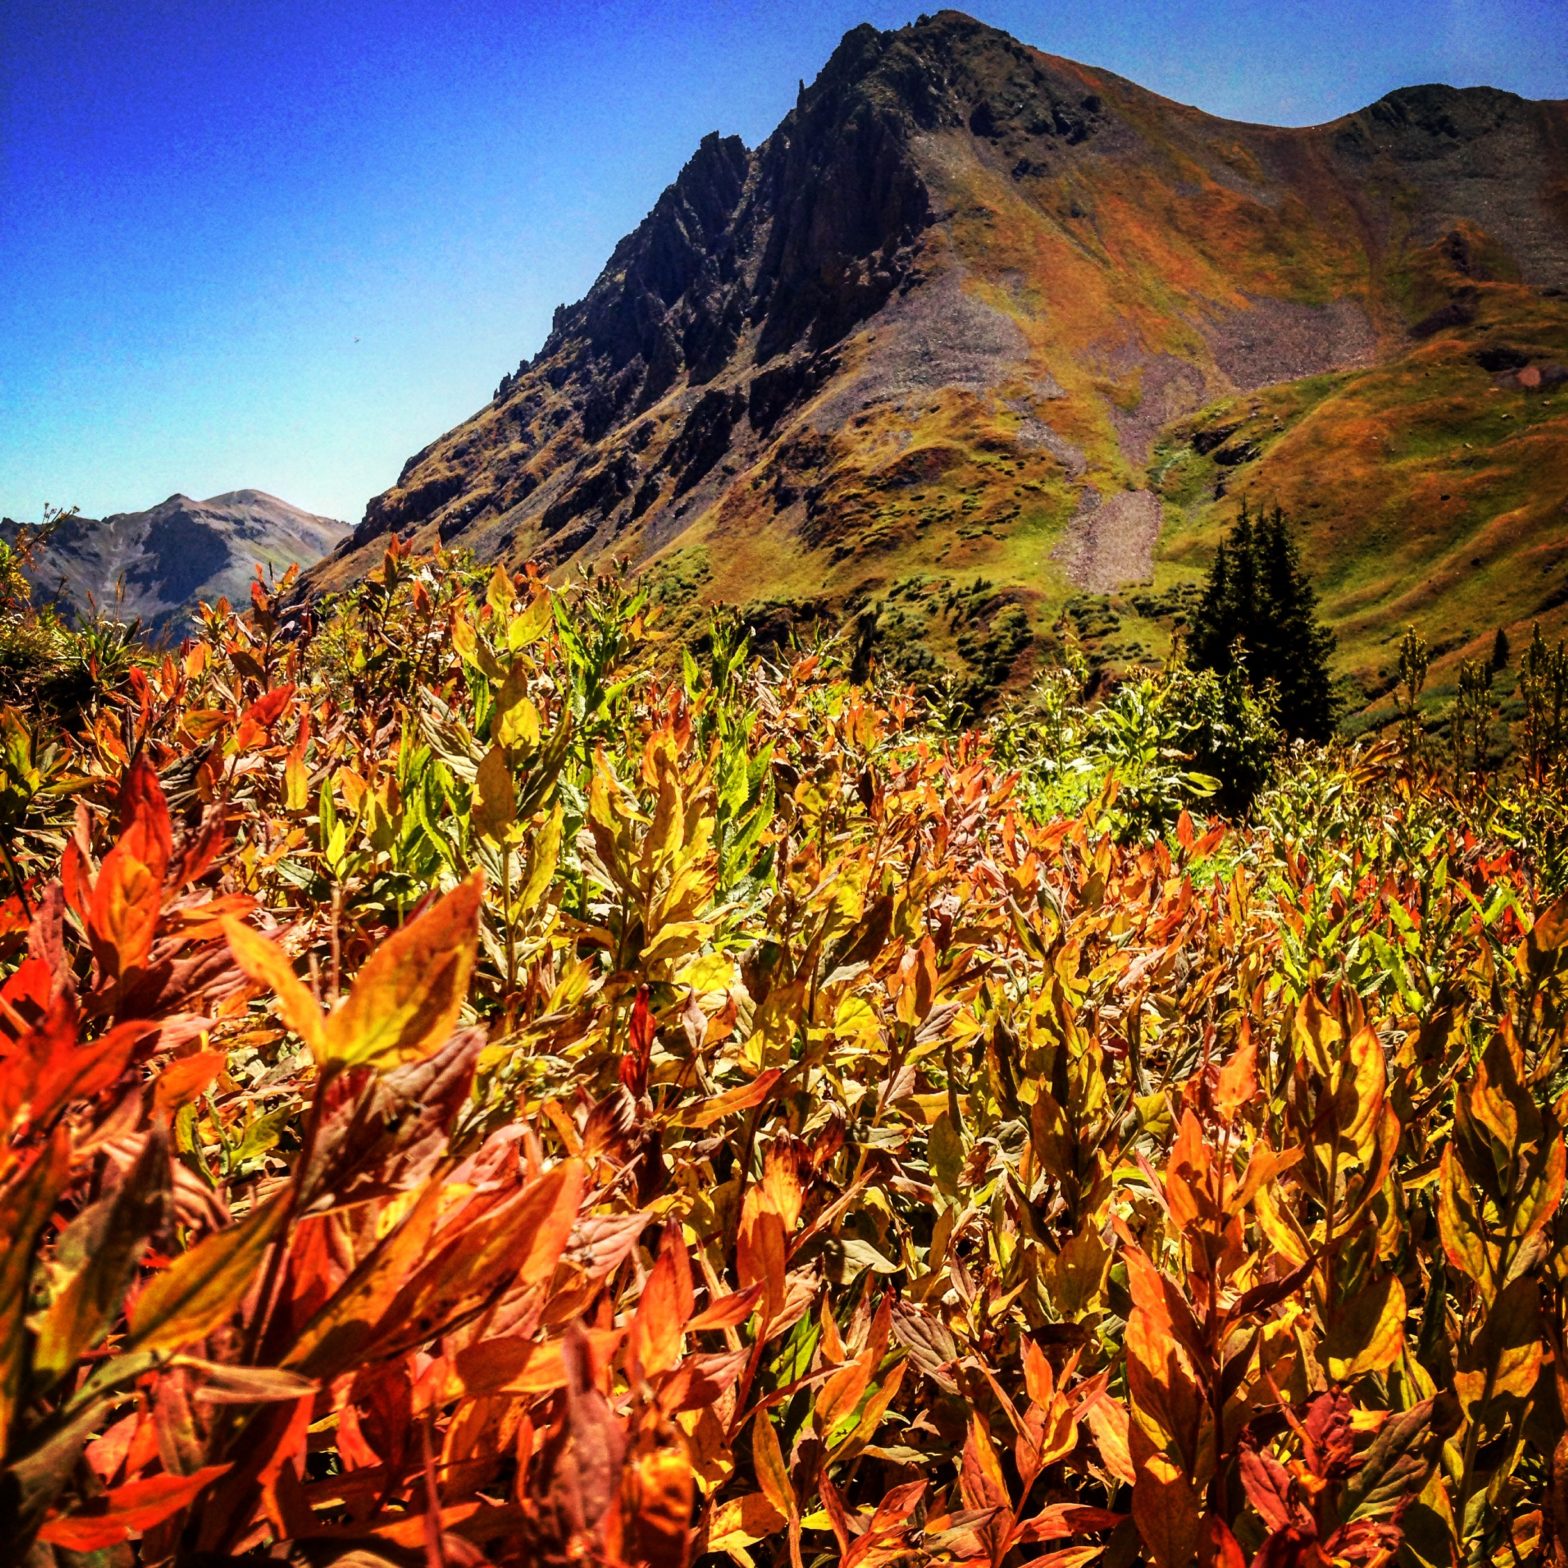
[315,9,1568,706]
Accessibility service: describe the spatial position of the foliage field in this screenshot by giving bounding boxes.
[1,542,1567,1567]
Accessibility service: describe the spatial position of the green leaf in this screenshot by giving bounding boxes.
[1342,1395,1454,1521]
[1,1131,71,1438]
[33,1130,170,1384]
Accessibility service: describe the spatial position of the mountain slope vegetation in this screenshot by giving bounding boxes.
[311,10,1568,718]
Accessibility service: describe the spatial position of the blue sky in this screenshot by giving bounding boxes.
[3,1,1563,525]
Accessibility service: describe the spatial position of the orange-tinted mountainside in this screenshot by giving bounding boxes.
[313,10,1568,716]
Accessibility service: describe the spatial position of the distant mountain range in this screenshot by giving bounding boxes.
[305,8,1568,713]
[4,490,347,642]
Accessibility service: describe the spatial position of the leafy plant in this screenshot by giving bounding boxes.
[0,539,1564,1567]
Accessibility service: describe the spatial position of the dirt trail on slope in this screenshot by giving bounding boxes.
[1053,490,1162,592]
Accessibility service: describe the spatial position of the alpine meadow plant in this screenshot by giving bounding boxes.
[0,540,1564,1566]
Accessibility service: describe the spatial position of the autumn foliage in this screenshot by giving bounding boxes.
[0,541,1565,1567]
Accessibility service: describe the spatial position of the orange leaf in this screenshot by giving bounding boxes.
[628,1224,695,1382]
[29,1018,152,1126]
[1083,1395,1136,1487]
[707,1490,788,1552]
[116,757,173,875]
[959,1413,1010,1515]
[687,1283,763,1331]
[1130,1456,1205,1568]
[85,760,174,979]
[613,1434,695,1568]
[89,845,160,979]
[737,1188,788,1326]
[678,1068,783,1128]
[37,1464,231,1550]
[751,1414,795,1523]
[1214,1026,1257,1123]
[451,1326,623,1396]
[1122,1243,1211,1568]
[154,1050,228,1111]
[293,1158,584,1375]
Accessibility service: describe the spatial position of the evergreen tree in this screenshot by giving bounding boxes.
[1189,539,1232,674]
[1188,502,1337,741]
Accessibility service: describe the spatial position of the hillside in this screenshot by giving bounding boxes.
[4,490,348,641]
[311,9,1568,715]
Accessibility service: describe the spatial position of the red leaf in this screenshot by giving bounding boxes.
[621,985,654,1097]
[239,686,295,732]
[116,758,172,878]
[687,1283,764,1332]
[1238,1447,1298,1532]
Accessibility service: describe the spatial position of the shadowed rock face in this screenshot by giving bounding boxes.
[4,491,347,642]
[313,8,1568,678]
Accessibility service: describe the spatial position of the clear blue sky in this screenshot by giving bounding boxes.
[3,1,1563,525]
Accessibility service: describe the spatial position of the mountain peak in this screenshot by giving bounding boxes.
[318,16,1568,709]
[201,488,296,510]
[15,490,346,641]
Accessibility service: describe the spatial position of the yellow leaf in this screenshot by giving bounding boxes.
[223,918,327,1059]
[1437,1147,1493,1290]
[495,676,541,751]
[128,1197,287,1354]
[1455,1276,1544,1419]
[506,591,553,650]
[1325,1272,1406,1379]
[451,606,478,664]
[676,952,736,996]
[517,803,563,914]
[284,749,309,813]
[485,562,514,618]
[324,874,482,1070]
[471,745,517,843]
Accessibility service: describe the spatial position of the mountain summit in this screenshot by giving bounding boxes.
[315,10,1568,703]
[5,490,347,641]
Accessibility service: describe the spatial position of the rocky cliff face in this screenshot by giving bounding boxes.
[315,9,1568,705]
[5,490,347,641]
